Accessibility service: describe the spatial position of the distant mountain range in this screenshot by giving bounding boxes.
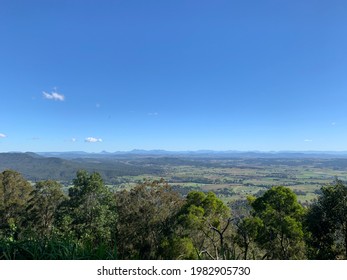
[36,150,347,159]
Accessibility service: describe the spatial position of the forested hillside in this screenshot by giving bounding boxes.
[1,169,347,260]
[0,153,163,182]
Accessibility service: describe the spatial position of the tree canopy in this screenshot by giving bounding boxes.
[1,169,347,260]
[306,179,347,259]
[0,170,33,240]
[247,186,305,259]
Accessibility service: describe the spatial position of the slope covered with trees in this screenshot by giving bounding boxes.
[1,169,347,260]
[0,153,163,182]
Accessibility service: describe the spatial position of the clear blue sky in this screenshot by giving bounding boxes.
[1,0,346,152]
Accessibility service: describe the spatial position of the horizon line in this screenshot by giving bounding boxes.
[3,149,347,154]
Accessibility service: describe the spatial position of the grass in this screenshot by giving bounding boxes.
[0,237,117,260]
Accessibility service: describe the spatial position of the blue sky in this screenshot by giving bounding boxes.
[0,0,346,152]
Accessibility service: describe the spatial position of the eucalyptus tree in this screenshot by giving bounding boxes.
[115,178,184,259]
[306,179,347,259]
[61,170,116,247]
[177,191,234,260]
[26,180,67,237]
[0,170,32,239]
[235,216,262,260]
[248,186,305,259]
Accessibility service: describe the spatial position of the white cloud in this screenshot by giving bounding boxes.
[71,138,77,142]
[43,90,65,101]
[85,137,103,143]
[304,139,313,142]
[148,112,159,116]
[0,133,6,138]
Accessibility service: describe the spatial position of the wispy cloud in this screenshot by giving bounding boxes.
[71,138,77,142]
[43,90,65,101]
[148,112,159,116]
[304,139,313,142]
[85,137,103,143]
[331,122,336,126]
[0,133,6,138]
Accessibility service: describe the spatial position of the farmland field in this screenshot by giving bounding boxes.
[3,152,347,204]
[106,156,347,204]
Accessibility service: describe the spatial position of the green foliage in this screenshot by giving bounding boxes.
[115,178,184,259]
[0,236,117,260]
[235,216,263,259]
[160,236,196,260]
[178,191,234,259]
[2,167,347,260]
[306,179,347,259]
[0,170,118,260]
[0,170,33,240]
[248,186,305,259]
[26,180,67,237]
[62,170,117,246]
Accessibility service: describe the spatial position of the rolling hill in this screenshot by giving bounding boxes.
[0,152,163,183]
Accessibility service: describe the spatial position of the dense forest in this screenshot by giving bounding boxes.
[1,169,347,260]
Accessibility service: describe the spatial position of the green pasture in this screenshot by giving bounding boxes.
[101,158,347,204]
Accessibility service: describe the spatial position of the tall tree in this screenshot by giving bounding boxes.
[61,170,116,247]
[248,186,305,259]
[0,170,32,239]
[115,178,184,259]
[235,216,262,260]
[306,179,347,259]
[26,180,67,237]
[177,191,234,260]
